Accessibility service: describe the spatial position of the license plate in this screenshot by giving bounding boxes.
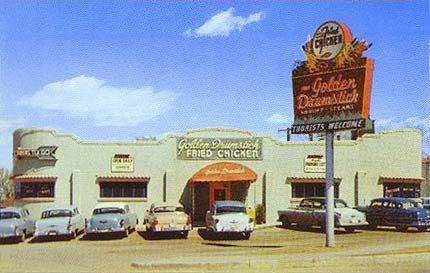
[48,231,57,236]
[231,225,238,230]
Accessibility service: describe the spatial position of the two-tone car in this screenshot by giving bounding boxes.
[34,206,85,239]
[205,201,253,239]
[143,203,192,238]
[359,197,430,232]
[85,203,137,237]
[278,197,368,232]
[0,207,35,242]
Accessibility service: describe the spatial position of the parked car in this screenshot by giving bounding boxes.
[277,197,368,233]
[421,197,430,211]
[143,203,192,238]
[34,206,85,239]
[359,197,430,232]
[85,203,137,237]
[205,201,253,239]
[0,207,36,242]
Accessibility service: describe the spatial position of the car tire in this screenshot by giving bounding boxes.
[182,231,189,239]
[70,230,77,239]
[242,232,251,240]
[417,226,427,232]
[18,229,25,242]
[395,226,408,232]
[368,221,377,230]
[123,228,130,237]
[281,216,290,228]
[344,227,355,233]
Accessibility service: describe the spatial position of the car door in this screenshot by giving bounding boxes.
[311,200,325,226]
[297,199,314,226]
[368,200,384,224]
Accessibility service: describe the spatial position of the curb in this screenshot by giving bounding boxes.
[254,223,278,230]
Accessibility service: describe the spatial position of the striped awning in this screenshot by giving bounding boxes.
[287,176,342,183]
[96,175,150,183]
[379,176,424,184]
[13,175,57,183]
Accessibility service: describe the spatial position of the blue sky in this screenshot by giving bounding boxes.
[0,1,429,169]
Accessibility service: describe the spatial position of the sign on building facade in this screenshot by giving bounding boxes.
[291,21,374,134]
[304,154,326,173]
[111,154,134,172]
[14,146,58,161]
[177,137,263,160]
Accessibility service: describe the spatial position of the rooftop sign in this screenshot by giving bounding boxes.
[291,21,374,134]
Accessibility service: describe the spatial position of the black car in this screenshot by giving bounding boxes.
[359,197,430,232]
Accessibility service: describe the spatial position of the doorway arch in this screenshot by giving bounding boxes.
[188,162,257,224]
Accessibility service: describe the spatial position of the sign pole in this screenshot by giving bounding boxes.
[325,131,335,247]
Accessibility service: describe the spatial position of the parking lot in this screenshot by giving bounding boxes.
[1,225,430,273]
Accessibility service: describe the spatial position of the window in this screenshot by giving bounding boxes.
[16,182,55,198]
[292,183,339,198]
[99,182,147,198]
[383,183,420,198]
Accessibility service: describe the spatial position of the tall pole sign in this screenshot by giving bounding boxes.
[290,21,374,247]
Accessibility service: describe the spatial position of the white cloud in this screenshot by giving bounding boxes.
[267,113,291,124]
[185,8,264,38]
[377,116,430,156]
[19,75,177,127]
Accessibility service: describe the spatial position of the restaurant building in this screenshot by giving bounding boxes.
[12,127,424,224]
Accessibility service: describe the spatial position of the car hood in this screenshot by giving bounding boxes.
[335,207,366,217]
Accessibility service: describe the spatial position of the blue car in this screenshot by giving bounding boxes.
[0,207,36,242]
[361,197,430,232]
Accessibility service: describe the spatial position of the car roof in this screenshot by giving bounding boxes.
[300,197,346,202]
[0,207,23,213]
[94,203,128,209]
[214,201,245,208]
[371,197,416,203]
[43,206,76,212]
[152,202,183,208]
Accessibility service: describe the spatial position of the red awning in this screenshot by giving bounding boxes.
[287,176,342,183]
[189,162,257,183]
[13,175,57,183]
[97,175,150,183]
[379,177,424,184]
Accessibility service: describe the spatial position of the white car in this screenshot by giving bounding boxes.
[85,203,137,237]
[143,203,192,238]
[205,201,253,239]
[34,206,85,239]
[278,197,368,232]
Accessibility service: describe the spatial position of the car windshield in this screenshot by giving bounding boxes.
[0,211,20,219]
[93,207,125,215]
[42,209,72,218]
[402,202,417,209]
[153,206,184,213]
[215,206,246,214]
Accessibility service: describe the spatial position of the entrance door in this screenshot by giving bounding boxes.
[210,183,231,207]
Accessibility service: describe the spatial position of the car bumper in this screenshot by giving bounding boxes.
[150,225,192,232]
[34,229,73,237]
[337,220,368,227]
[409,220,430,227]
[0,232,18,239]
[212,226,254,233]
[85,227,126,234]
